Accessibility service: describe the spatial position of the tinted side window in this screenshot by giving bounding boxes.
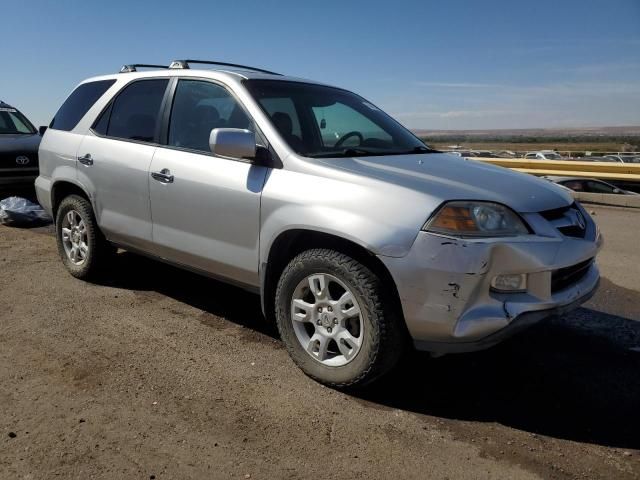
[106,79,169,142]
[259,97,301,137]
[563,181,584,191]
[50,80,116,131]
[168,80,253,153]
[92,103,112,136]
[586,181,616,194]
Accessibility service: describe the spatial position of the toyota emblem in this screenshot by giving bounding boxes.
[15,156,30,165]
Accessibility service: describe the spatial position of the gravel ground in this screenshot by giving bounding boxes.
[1,196,639,479]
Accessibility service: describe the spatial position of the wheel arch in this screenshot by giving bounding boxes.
[260,229,405,327]
[51,180,92,220]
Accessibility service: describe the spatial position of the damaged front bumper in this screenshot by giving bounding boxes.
[380,206,602,353]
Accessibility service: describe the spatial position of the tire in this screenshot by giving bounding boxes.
[275,248,406,388]
[55,194,114,280]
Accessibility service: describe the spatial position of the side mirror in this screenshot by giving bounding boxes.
[209,128,256,160]
[38,126,48,136]
[613,188,621,194]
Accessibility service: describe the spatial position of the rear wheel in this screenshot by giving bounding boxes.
[55,195,114,279]
[275,249,405,388]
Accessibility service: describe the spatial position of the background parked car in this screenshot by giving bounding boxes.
[604,154,640,164]
[0,101,41,186]
[473,150,501,158]
[447,150,479,157]
[495,150,517,158]
[524,150,564,160]
[542,175,639,195]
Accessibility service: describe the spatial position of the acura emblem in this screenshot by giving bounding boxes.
[15,156,30,165]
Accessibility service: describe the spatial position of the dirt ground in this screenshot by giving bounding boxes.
[1,199,639,479]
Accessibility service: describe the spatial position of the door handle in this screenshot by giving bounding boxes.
[151,168,174,184]
[78,154,93,166]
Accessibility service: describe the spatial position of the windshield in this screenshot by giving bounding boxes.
[244,80,430,158]
[0,107,36,134]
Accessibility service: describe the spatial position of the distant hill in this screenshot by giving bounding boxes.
[412,126,640,141]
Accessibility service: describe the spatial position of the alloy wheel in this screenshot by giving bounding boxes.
[290,273,364,367]
[60,210,89,265]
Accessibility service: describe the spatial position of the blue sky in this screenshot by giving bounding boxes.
[2,0,639,130]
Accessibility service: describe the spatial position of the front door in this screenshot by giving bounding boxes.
[149,79,268,287]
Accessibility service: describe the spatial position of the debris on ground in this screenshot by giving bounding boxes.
[0,196,51,226]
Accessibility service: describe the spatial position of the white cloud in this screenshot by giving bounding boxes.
[414,80,640,97]
[413,81,508,89]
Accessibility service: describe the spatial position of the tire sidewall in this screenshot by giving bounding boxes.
[55,195,98,278]
[276,252,385,387]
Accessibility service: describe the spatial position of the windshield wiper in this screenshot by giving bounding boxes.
[308,146,440,158]
[404,146,440,154]
[309,148,384,158]
[342,148,384,156]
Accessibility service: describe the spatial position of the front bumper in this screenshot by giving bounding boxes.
[380,207,602,353]
[0,168,39,186]
[413,276,599,353]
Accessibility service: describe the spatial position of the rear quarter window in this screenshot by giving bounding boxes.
[50,80,116,132]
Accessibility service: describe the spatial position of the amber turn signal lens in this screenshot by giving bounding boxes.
[429,206,479,232]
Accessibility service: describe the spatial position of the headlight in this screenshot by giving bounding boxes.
[424,201,529,237]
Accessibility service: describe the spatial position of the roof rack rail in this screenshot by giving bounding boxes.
[120,64,170,73]
[168,59,281,76]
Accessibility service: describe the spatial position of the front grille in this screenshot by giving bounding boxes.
[539,204,570,221]
[539,203,586,238]
[551,258,593,293]
[0,152,39,169]
[557,225,585,237]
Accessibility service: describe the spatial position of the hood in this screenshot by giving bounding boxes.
[317,153,573,213]
[0,133,41,154]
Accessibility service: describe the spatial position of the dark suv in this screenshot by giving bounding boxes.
[0,101,41,186]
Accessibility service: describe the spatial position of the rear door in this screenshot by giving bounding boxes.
[148,78,268,286]
[76,78,170,250]
[38,79,116,188]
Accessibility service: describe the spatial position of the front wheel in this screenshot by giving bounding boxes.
[275,249,406,388]
[55,195,114,279]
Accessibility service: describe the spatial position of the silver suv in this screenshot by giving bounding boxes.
[36,60,602,388]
